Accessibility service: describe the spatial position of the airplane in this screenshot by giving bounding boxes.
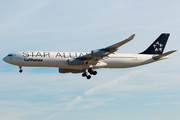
[3,33,177,79]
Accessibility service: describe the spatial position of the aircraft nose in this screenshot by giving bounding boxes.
[3,57,7,62]
[3,56,10,63]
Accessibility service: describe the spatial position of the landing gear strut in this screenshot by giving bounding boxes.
[19,66,23,73]
[82,68,97,80]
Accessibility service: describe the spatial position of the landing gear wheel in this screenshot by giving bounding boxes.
[19,69,23,73]
[92,71,97,75]
[88,68,97,75]
[82,72,87,77]
[86,75,91,79]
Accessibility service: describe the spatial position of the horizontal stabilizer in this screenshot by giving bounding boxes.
[153,50,177,60]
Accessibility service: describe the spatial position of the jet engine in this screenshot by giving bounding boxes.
[59,68,84,73]
[91,49,108,57]
[68,59,84,65]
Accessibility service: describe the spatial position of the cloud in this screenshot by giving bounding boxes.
[0,100,66,120]
[84,67,147,96]
[79,97,114,110]
[0,1,49,32]
[65,96,83,111]
[113,117,117,119]
[149,101,180,105]
[59,68,147,113]
[60,67,147,113]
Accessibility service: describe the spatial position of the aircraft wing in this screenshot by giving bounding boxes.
[105,34,135,51]
[77,34,135,65]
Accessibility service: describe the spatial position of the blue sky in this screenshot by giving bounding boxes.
[0,0,180,120]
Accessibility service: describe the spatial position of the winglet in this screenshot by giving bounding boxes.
[153,50,177,60]
[128,34,135,40]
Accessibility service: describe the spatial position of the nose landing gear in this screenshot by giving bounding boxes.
[19,66,23,73]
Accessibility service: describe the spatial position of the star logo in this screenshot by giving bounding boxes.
[153,41,163,52]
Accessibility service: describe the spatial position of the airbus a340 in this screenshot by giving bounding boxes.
[3,33,176,79]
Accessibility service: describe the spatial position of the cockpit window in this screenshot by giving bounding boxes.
[8,54,13,56]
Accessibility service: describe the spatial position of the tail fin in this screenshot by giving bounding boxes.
[140,33,170,54]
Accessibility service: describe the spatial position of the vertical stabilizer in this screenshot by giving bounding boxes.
[140,33,169,54]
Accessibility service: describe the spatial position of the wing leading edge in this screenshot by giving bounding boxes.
[77,34,135,65]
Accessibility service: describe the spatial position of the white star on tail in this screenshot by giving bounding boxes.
[153,41,163,52]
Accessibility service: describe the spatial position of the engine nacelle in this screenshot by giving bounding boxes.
[59,68,84,73]
[91,49,108,57]
[68,59,84,65]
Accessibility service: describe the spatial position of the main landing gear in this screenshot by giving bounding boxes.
[82,68,97,80]
[19,66,23,73]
